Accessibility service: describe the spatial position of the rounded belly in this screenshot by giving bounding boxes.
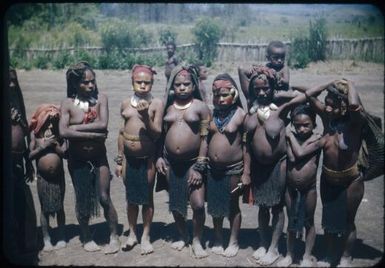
[37,153,62,177]
[69,140,106,160]
[164,125,200,159]
[208,135,242,166]
[123,140,155,157]
[287,166,317,190]
[11,125,26,152]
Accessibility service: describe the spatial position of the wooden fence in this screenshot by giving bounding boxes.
[9,37,384,63]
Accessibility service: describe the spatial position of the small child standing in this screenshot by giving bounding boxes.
[277,104,323,267]
[29,104,68,252]
[164,41,179,83]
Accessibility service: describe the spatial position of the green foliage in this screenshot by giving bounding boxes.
[100,18,152,50]
[192,17,222,67]
[52,51,74,69]
[308,18,328,61]
[288,36,311,69]
[159,28,177,46]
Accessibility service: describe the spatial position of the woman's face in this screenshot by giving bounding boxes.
[212,87,234,110]
[324,94,345,119]
[132,71,153,96]
[79,69,96,97]
[173,72,194,100]
[252,78,273,105]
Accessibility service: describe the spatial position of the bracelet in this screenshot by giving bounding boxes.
[193,157,208,173]
[114,154,123,165]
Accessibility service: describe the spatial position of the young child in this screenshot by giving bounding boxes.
[277,104,322,267]
[298,79,367,267]
[115,65,164,255]
[265,40,290,91]
[29,104,68,252]
[164,41,179,83]
[207,73,250,257]
[241,67,306,265]
[192,62,209,105]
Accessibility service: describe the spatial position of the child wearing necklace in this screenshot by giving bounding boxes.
[206,73,250,257]
[115,64,164,255]
[156,65,210,259]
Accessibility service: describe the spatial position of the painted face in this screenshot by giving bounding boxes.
[79,70,96,97]
[199,66,208,80]
[292,114,315,140]
[167,44,175,57]
[132,71,153,96]
[213,87,234,109]
[267,47,285,69]
[252,78,273,105]
[173,72,194,100]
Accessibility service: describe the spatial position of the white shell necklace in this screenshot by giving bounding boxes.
[130,93,153,108]
[173,99,193,110]
[74,97,90,112]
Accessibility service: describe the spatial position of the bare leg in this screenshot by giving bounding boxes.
[259,204,284,265]
[277,189,294,267]
[338,179,364,267]
[98,166,120,254]
[171,211,189,251]
[79,215,100,252]
[140,162,156,255]
[54,209,67,250]
[224,182,241,258]
[301,189,317,267]
[211,217,224,255]
[40,212,53,252]
[190,185,208,259]
[122,203,139,251]
[253,206,269,261]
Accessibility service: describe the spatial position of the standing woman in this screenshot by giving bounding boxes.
[156,65,211,258]
[59,62,120,254]
[8,68,38,263]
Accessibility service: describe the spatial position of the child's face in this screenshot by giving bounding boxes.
[132,71,153,96]
[212,87,234,109]
[173,73,194,100]
[199,66,208,80]
[267,47,286,69]
[252,78,273,105]
[292,114,314,140]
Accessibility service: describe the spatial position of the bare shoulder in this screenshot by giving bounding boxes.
[235,106,246,119]
[151,97,164,108]
[61,98,73,109]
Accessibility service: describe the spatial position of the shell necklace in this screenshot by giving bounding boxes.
[173,99,193,110]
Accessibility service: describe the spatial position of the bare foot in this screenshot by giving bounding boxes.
[317,259,331,267]
[121,236,138,251]
[252,247,267,261]
[42,240,54,252]
[104,236,120,254]
[300,255,317,267]
[223,242,239,257]
[171,240,187,251]
[54,240,67,250]
[191,239,208,259]
[83,241,101,252]
[277,255,293,267]
[258,249,280,265]
[140,236,154,255]
[337,256,352,267]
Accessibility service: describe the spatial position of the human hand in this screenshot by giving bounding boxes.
[241,173,251,186]
[115,165,123,179]
[137,100,150,118]
[187,168,202,186]
[156,157,168,175]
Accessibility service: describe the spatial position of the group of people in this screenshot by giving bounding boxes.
[7,40,380,267]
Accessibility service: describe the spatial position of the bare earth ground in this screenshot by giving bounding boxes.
[14,60,384,267]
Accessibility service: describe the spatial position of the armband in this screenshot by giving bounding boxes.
[114,154,123,165]
[199,120,209,136]
[193,156,208,173]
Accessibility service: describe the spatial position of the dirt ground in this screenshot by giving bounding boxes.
[12,60,384,267]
